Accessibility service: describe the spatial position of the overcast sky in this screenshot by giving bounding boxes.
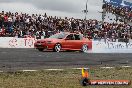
[0,0,103,20]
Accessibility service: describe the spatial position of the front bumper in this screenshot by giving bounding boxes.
[34,43,47,49]
[34,43,54,50]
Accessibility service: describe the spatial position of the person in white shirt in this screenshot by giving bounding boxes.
[41,29,45,39]
[8,16,13,22]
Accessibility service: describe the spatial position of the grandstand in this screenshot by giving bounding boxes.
[0,0,131,41]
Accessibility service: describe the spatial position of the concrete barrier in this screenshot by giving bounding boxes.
[0,37,36,48]
[91,40,132,53]
[0,37,132,53]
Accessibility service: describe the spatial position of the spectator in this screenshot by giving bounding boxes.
[102,3,132,22]
[0,11,131,41]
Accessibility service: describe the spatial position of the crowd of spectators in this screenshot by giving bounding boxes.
[0,11,132,40]
[102,3,132,22]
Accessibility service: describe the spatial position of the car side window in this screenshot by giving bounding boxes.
[66,34,74,40]
[74,34,82,40]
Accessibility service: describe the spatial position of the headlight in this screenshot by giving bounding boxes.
[47,41,52,44]
[36,41,46,44]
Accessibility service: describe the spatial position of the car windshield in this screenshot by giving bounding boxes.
[49,32,68,39]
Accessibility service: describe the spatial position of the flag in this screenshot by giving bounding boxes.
[82,68,89,78]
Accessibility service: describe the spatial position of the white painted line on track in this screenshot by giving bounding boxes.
[122,66,131,68]
[100,67,114,69]
[45,69,64,71]
[72,68,89,70]
[21,70,38,72]
[1,66,130,73]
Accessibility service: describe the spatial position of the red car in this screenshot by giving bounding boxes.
[34,32,92,52]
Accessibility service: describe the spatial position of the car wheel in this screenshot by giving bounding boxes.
[53,43,61,52]
[38,48,44,51]
[81,44,88,53]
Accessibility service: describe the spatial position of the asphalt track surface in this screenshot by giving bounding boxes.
[0,48,132,71]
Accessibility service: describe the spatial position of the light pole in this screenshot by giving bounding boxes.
[82,0,88,20]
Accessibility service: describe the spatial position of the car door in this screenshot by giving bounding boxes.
[62,34,75,49]
[72,34,83,49]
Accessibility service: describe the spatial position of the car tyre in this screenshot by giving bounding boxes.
[81,44,88,53]
[53,43,61,52]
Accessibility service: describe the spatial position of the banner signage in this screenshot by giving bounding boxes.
[0,37,36,48]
